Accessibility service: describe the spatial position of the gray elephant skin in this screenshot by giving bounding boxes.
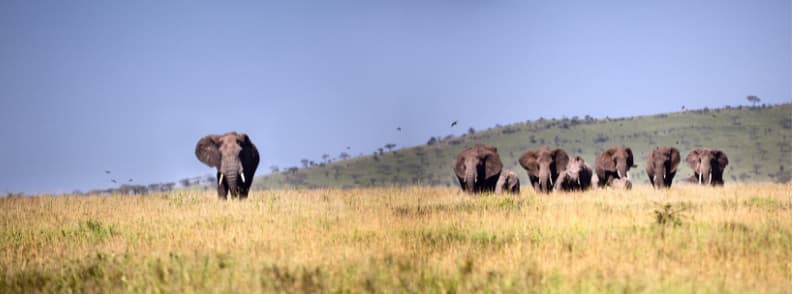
[554,156,594,192]
[595,146,635,187]
[196,132,260,199]
[645,146,680,188]
[454,144,503,193]
[495,169,520,194]
[685,148,729,186]
[518,147,569,193]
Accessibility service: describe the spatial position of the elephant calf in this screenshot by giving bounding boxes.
[495,170,520,194]
[554,156,594,192]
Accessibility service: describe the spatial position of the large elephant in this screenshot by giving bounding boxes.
[685,148,729,186]
[454,144,503,193]
[645,146,680,188]
[554,156,594,192]
[495,169,520,194]
[195,132,260,199]
[518,147,569,193]
[595,146,636,187]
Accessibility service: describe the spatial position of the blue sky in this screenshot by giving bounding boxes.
[0,1,789,194]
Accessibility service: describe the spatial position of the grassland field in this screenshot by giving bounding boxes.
[2,184,791,293]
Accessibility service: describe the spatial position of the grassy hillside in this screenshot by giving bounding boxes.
[255,104,792,189]
[2,185,790,292]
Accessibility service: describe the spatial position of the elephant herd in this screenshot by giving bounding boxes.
[454,144,729,194]
[191,132,729,200]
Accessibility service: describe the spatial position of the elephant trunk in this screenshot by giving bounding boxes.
[654,167,665,188]
[700,161,713,186]
[221,161,244,197]
[616,161,629,180]
[538,165,551,193]
[464,161,476,192]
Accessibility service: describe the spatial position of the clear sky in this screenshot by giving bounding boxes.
[1,1,789,194]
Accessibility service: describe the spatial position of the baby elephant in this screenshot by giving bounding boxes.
[495,170,520,194]
[554,156,594,192]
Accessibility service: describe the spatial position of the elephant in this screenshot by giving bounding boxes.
[195,132,260,199]
[518,147,569,193]
[554,156,594,192]
[454,144,503,193]
[645,146,680,188]
[685,148,729,186]
[495,169,520,194]
[595,146,636,187]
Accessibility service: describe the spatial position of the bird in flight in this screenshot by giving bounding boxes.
[111,179,117,184]
[346,146,351,150]
[104,170,111,174]
[396,127,402,131]
[450,120,458,127]
[128,179,133,182]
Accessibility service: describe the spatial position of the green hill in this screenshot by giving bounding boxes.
[254,104,792,189]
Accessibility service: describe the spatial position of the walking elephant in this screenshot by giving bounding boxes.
[645,146,680,188]
[454,144,503,193]
[595,146,636,187]
[554,156,594,192]
[195,132,260,199]
[495,169,520,194]
[685,148,729,186]
[518,147,569,193]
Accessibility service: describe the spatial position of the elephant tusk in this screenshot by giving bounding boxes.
[241,172,246,183]
[626,171,631,180]
[708,173,712,185]
[218,174,224,186]
[577,178,581,186]
[654,175,658,183]
[549,175,554,187]
[699,172,702,185]
[617,170,623,178]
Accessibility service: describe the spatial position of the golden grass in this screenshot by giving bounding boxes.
[1,184,791,292]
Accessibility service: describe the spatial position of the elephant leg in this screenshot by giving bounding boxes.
[217,183,228,200]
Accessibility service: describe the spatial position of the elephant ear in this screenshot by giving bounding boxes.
[625,147,635,167]
[482,149,503,179]
[712,149,729,168]
[196,135,222,168]
[454,151,467,178]
[685,149,702,171]
[552,148,570,173]
[237,133,260,171]
[598,147,617,171]
[669,147,681,172]
[519,150,540,177]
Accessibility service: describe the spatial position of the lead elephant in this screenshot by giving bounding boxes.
[595,146,636,187]
[645,146,680,188]
[495,169,520,194]
[196,132,260,199]
[454,144,503,193]
[685,148,729,186]
[554,156,594,192]
[518,147,569,193]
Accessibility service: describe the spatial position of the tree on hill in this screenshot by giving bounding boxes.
[747,95,761,107]
[384,143,397,152]
[300,159,310,168]
[339,152,350,160]
[269,165,280,173]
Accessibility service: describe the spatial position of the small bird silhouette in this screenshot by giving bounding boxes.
[128,178,133,182]
[396,127,402,131]
[450,120,458,127]
[104,170,111,174]
[346,146,351,150]
[682,105,686,110]
[111,179,117,184]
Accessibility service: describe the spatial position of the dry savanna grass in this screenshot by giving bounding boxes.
[1,184,791,292]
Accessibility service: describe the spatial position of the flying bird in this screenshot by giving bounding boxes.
[104,170,111,174]
[111,179,117,184]
[128,179,133,182]
[346,146,351,150]
[396,127,402,131]
[450,120,458,127]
